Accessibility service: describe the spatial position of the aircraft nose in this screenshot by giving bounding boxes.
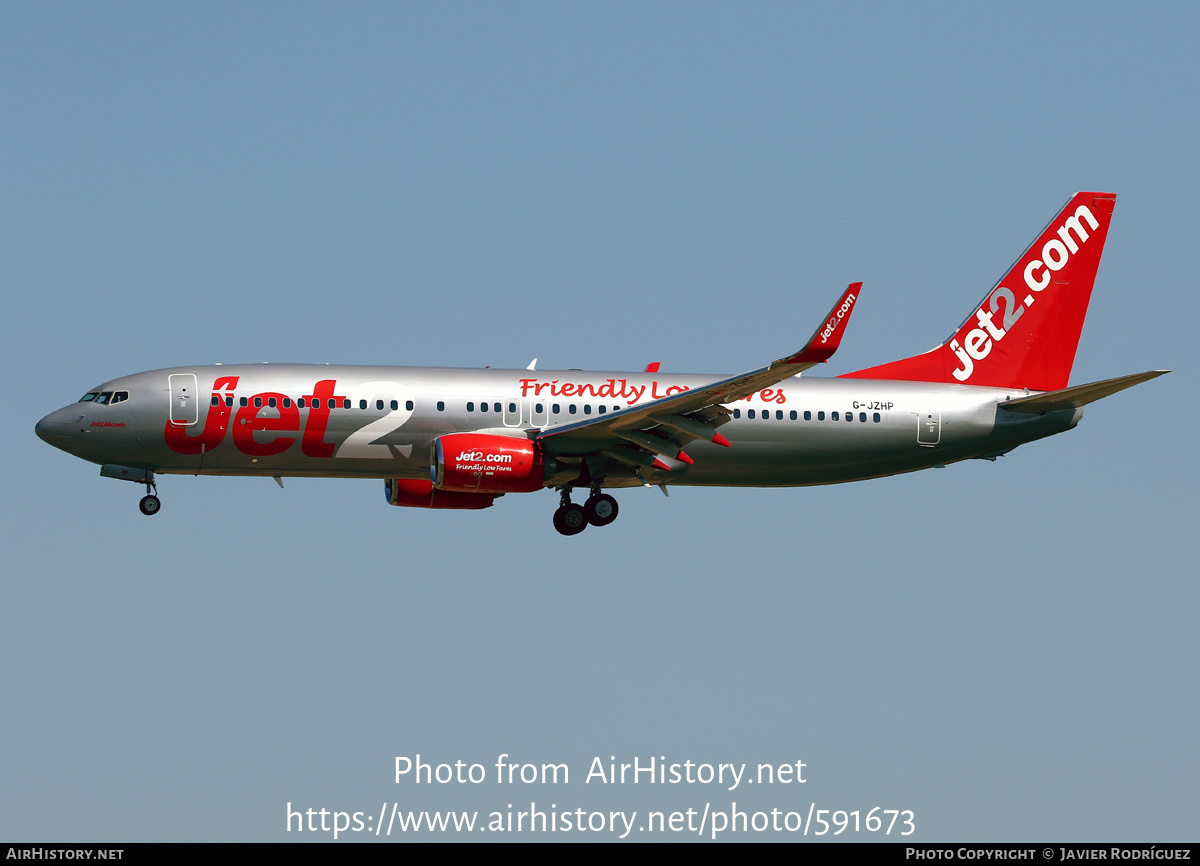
[36,407,78,445]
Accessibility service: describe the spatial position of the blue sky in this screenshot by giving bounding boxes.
[3,2,1197,841]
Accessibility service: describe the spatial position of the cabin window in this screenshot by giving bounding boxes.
[569,404,577,415]
[268,397,277,408]
[240,397,248,407]
[494,402,502,413]
[298,398,306,408]
[584,405,591,415]
[552,404,560,414]
[804,410,811,420]
[390,400,398,410]
[873,412,881,423]
[748,409,756,419]
[817,411,825,421]
[480,401,488,413]
[859,412,866,422]
[598,405,606,414]
[466,401,474,412]
[846,413,852,422]
[282,398,292,408]
[733,409,741,419]
[776,410,783,420]
[211,396,219,407]
[254,397,263,408]
[375,399,384,411]
[509,402,516,414]
[406,400,414,410]
[225,396,233,407]
[342,399,350,409]
[790,410,797,420]
[535,403,544,413]
[831,411,839,421]
[437,401,445,411]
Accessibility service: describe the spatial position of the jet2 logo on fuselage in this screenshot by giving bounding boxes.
[164,377,415,460]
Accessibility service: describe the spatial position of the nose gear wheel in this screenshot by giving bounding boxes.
[138,473,160,515]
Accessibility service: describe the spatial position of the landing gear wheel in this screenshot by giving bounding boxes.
[139,495,161,516]
[553,503,587,536]
[584,493,619,526]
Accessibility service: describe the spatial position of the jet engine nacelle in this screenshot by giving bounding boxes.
[385,477,495,509]
[432,433,547,494]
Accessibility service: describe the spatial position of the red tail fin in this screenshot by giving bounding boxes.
[842,192,1116,391]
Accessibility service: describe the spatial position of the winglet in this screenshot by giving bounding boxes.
[644,362,661,373]
[782,282,861,366]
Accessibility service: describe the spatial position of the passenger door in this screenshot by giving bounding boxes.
[168,374,198,427]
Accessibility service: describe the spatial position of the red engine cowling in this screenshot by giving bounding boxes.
[384,478,495,509]
[432,433,546,493]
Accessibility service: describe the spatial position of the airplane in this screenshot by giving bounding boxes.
[36,192,1167,535]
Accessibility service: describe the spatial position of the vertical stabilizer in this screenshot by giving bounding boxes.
[842,192,1116,392]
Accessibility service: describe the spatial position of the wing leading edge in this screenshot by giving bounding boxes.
[537,283,862,469]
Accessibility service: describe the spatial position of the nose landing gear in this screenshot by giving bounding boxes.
[138,473,160,516]
[552,486,620,535]
[99,465,162,515]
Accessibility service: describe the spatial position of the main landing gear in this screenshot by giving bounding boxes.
[552,486,619,536]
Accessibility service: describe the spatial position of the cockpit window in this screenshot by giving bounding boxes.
[110,391,129,405]
[79,392,98,402]
[93,391,113,405]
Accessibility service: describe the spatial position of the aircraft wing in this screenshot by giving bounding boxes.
[537,283,861,466]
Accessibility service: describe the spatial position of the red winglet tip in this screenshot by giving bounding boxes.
[790,282,861,364]
[712,431,731,447]
[644,362,661,373]
[676,450,694,465]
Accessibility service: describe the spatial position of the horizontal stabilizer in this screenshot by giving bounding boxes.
[999,370,1169,413]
